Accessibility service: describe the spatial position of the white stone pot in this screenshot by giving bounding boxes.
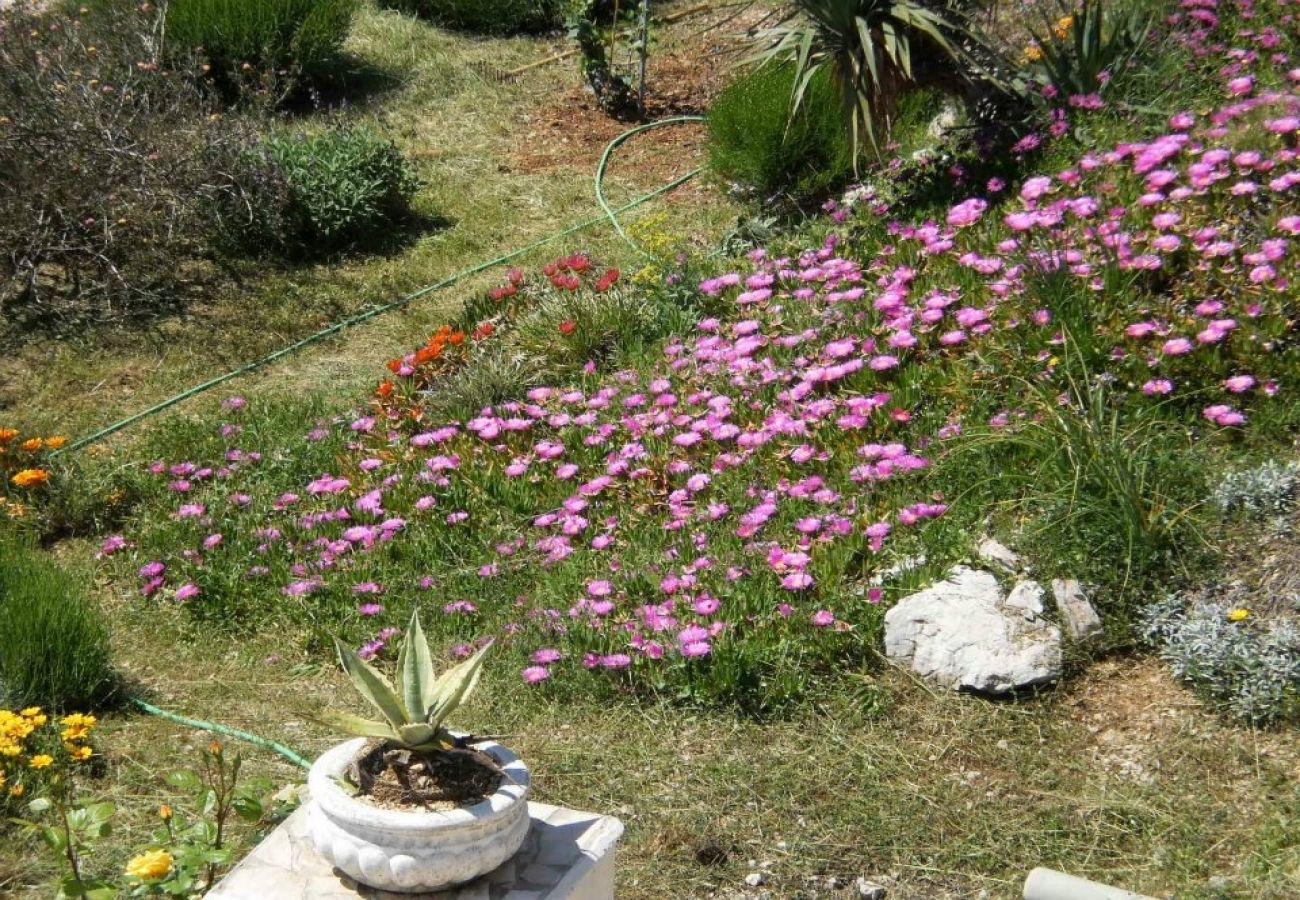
[306,737,531,893]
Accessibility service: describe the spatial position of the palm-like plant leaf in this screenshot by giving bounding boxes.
[396,610,437,719]
[334,637,409,732]
[318,709,396,740]
[424,639,493,732]
[748,0,991,166]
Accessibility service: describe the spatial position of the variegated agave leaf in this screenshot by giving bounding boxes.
[334,637,410,732]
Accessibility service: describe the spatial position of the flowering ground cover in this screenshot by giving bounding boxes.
[99,0,1298,717]
[3,0,1299,897]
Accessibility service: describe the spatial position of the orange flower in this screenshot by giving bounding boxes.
[0,429,17,443]
[385,359,402,374]
[448,331,465,346]
[44,436,67,450]
[19,438,43,452]
[376,381,394,399]
[11,469,50,488]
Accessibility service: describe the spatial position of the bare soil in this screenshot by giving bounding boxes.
[350,741,504,811]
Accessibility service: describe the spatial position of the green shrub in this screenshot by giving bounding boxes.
[164,0,358,90]
[0,537,115,711]
[216,126,420,259]
[380,0,563,34]
[707,64,854,203]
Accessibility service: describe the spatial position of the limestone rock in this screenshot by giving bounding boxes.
[1052,578,1103,640]
[884,566,1062,694]
[977,538,1023,572]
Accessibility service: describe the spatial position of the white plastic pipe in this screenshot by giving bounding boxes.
[1024,868,1160,900]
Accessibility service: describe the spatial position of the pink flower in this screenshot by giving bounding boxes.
[1142,379,1174,396]
[522,666,551,684]
[1161,338,1193,356]
[1223,375,1256,393]
[811,610,835,627]
[947,198,987,227]
[175,583,200,601]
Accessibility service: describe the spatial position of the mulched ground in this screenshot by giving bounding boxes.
[507,3,773,202]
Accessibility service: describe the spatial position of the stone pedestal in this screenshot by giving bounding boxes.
[209,802,623,900]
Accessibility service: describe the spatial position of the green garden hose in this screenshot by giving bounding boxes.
[131,698,313,771]
[594,115,705,257]
[53,130,703,457]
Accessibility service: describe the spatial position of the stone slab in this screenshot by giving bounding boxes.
[209,802,623,900]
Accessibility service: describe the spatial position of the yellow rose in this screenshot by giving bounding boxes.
[126,849,174,881]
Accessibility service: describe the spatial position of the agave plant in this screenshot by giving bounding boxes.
[750,0,987,164]
[325,612,491,754]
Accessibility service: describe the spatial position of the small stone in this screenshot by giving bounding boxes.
[1005,580,1046,616]
[1052,578,1103,640]
[744,872,766,887]
[977,538,1022,572]
[855,876,888,899]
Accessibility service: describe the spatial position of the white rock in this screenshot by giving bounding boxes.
[1005,580,1046,615]
[744,872,766,887]
[884,566,1062,694]
[1052,578,1103,640]
[977,538,1022,572]
[856,877,888,899]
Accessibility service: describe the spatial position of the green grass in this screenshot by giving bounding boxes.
[3,610,1297,898]
[0,2,737,446]
[0,536,116,711]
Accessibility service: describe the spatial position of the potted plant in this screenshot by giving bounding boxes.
[307,613,530,893]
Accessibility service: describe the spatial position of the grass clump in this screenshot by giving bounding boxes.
[164,0,359,92]
[0,537,115,711]
[216,125,421,260]
[707,64,854,205]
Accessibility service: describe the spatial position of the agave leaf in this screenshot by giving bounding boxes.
[398,723,437,747]
[318,709,397,740]
[424,639,494,732]
[334,638,410,731]
[396,611,437,721]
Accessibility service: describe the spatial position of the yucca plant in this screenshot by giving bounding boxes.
[1023,0,1155,96]
[325,612,491,755]
[750,0,986,164]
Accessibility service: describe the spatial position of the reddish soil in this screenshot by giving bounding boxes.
[507,4,773,202]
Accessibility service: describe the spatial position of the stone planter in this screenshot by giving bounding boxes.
[306,737,531,893]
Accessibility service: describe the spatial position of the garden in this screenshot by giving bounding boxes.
[1,0,1297,897]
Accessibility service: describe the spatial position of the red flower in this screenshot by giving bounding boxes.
[376,381,394,399]
[507,267,524,284]
[473,322,495,340]
[385,359,402,374]
[595,267,620,292]
[558,320,576,335]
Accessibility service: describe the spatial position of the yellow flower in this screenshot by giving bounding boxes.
[1022,43,1043,63]
[1054,15,1074,39]
[11,468,50,488]
[0,770,6,788]
[64,743,93,761]
[8,783,23,797]
[29,754,53,769]
[158,803,173,820]
[0,740,21,757]
[125,849,174,881]
[60,713,95,742]
[22,708,47,727]
[1227,607,1250,622]
[44,436,67,450]
[19,437,43,452]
